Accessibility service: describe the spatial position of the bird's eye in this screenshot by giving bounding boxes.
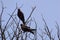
[20,24,22,26]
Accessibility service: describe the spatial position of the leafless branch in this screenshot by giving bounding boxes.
[55,22,60,40]
[26,6,36,24]
[41,14,54,40]
[4,6,17,32]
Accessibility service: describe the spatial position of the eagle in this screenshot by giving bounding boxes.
[17,9,25,24]
[21,24,36,34]
[17,8,36,34]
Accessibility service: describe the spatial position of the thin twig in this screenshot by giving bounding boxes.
[4,7,17,32]
[26,7,36,24]
[41,14,54,40]
[55,22,60,40]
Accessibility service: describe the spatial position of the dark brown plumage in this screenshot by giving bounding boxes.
[21,24,36,34]
[17,8,36,34]
[17,9,25,24]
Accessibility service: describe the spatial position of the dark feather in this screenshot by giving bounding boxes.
[17,9,25,24]
[21,24,36,34]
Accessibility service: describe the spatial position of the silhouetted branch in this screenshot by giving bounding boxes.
[33,18,37,40]
[38,33,44,40]
[41,14,54,40]
[55,22,60,40]
[0,1,6,40]
[26,6,36,24]
[4,6,17,32]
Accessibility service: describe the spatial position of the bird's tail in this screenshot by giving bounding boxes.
[30,29,36,34]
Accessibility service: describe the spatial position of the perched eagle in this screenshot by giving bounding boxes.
[20,24,36,34]
[17,9,25,24]
[17,8,36,34]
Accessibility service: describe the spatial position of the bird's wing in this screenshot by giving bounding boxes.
[17,9,25,24]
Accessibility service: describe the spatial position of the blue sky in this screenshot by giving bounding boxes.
[0,0,60,40]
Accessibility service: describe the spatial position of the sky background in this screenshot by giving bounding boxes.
[0,0,60,40]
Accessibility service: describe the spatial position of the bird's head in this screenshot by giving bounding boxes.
[20,24,23,26]
[20,24,25,26]
[18,9,20,12]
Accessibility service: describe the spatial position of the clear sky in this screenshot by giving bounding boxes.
[0,0,60,40]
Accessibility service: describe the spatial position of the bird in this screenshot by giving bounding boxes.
[20,24,36,34]
[17,8,36,34]
[17,9,25,24]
